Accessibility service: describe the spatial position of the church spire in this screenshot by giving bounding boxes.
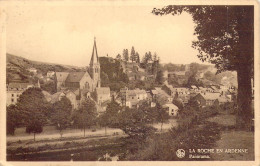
[90,37,99,66]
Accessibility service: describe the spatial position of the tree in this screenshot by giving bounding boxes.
[135,52,140,63]
[152,6,254,129]
[123,49,129,62]
[154,103,170,131]
[6,104,20,135]
[155,70,164,85]
[153,52,157,61]
[16,87,50,141]
[51,97,72,138]
[116,54,122,60]
[130,46,136,62]
[73,98,97,137]
[41,81,56,94]
[98,99,121,135]
[118,107,156,138]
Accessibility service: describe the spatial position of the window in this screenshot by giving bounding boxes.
[12,94,14,97]
[17,94,19,97]
[11,99,14,102]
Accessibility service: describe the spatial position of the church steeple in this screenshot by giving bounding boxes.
[89,37,101,89]
[90,37,99,66]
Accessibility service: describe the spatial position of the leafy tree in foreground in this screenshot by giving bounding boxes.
[51,97,72,138]
[154,103,170,131]
[16,87,50,141]
[73,98,97,137]
[7,104,20,135]
[98,99,121,135]
[153,6,254,129]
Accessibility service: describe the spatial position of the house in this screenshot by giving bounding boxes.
[49,90,78,110]
[47,71,55,78]
[201,93,220,106]
[191,93,220,107]
[6,83,35,106]
[163,103,179,116]
[153,87,173,105]
[96,87,111,105]
[119,87,148,108]
[28,68,37,74]
[190,93,206,106]
[190,85,199,93]
[168,86,190,96]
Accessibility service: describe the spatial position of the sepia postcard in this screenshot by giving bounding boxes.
[0,0,259,166]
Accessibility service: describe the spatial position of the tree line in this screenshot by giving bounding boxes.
[7,87,170,141]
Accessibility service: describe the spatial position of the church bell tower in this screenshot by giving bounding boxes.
[89,37,101,89]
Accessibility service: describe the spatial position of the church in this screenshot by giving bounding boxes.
[54,38,101,93]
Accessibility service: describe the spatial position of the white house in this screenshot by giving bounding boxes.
[28,68,37,74]
[163,103,179,116]
[6,83,34,106]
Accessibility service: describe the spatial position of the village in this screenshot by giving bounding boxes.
[6,40,237,120]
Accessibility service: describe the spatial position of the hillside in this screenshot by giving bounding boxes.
[163,62,237,87]
[6,53,84,83]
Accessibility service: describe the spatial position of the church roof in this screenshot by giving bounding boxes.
[56,72,69,82]
[90,38,99,66]
[65,72,86,83]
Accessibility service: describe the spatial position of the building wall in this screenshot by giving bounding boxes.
[79,73,93,91]
[97,93,111,104]
[7,91,23,106]
[65,92,78,110]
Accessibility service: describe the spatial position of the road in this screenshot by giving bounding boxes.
[7,119,178,143]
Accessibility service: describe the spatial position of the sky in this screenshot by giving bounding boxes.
[5,4,208,67]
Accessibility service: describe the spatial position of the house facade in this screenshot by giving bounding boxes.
[163,103,179,116]
[96,87,111,105]
[6,83,35,106]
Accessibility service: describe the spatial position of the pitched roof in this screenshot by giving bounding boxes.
[42,90,52,102]
[7,83,33,89]
[51,92,65,103]
[65,72,86,83]
[200,93,220,100]
[191,85,197,89]
[90,38,99,66]
[163,103,179,110]
[56,72,69,82]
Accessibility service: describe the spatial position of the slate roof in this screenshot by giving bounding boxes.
[50,92,65,104]
[65,72,86,83]
[7,82,33,89]
[56,72,69,82]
